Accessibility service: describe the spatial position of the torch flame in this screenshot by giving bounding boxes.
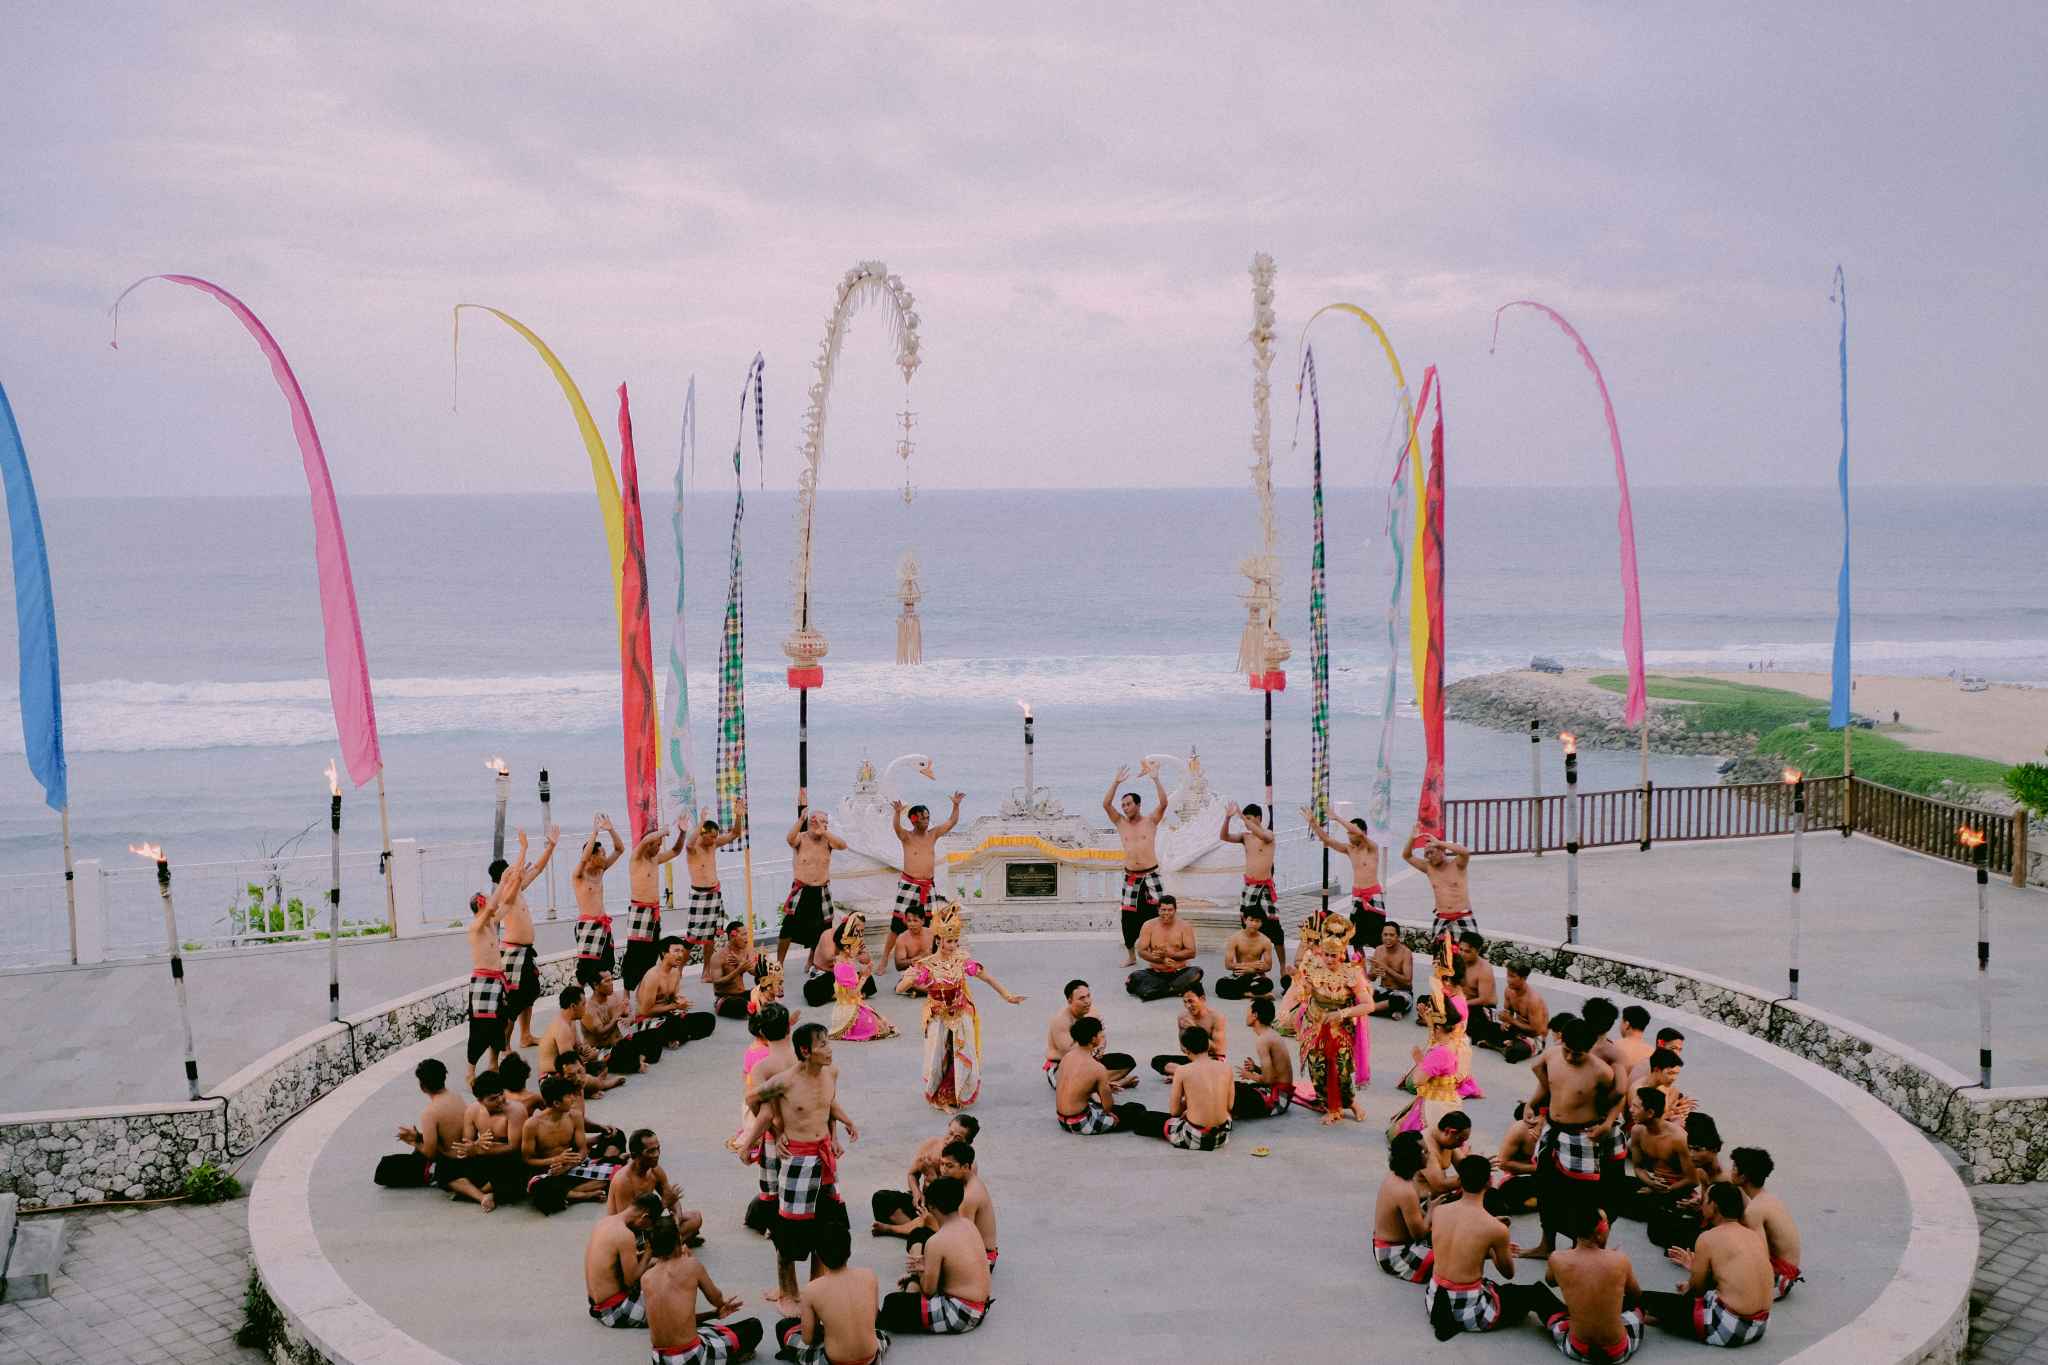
[129,842,164,862]
[485,756,508,776]
[1958,825,1986,849]
[1559,731,1577,756]
[1016,699,1032,719]
[1782,767,1803,784]
[324,758,341,797]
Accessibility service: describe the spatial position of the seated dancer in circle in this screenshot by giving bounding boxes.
[779,808,846,973]
[1523,1203,1647,1363]
[1149,984,1226,1077]
[1045,980,1135,1090]
[885,789,962,970]
[1232,996,1295,1119]
[622,814,687,994]
[890,905,935,988]
[608,1129,703,1242]
[878,1176,992,1336]
[1374,1131,1436,1283]
[1214,907,1277,1000]
[584,1190,662,1328]
[826,914,899,1042]
[804,912,882,1009]
[1125,895,1202,1002]
[703,921,761,1021]
[458,1069,530,1206]
[1370,921,1415,1019]
[579,970,647,1075]
[895,902,1025,1112]
[629,938,718,1059]
[1641,1183,1775,1348]
[1730,1147,1802,1301]
[571,814,625,987]
[1424,1154,1551,1340]
[886,1144,997,1275]
[1304,805,1386,949]
[1486,1102,1547,1218]
[1220,801,1287,969]
[642,1216,763,1364]
[681,800,746,964]
[540,986,628,1088]
[521,1074,617,1215]
[1105,762,1170,966]
[872,1115,980,1237]
[1054,1016,1128,1134]
[1118,1026,1236,1151]
[775,1220,889,1365]
[1294,910,1376,1124]
[1499,962,1551,1064]
[377,1058,492,1208]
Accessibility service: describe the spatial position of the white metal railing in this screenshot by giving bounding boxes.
[95,849,394,959]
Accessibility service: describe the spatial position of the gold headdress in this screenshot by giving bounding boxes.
[931,901,964,946]
[1311,910,1356,957]
[837,912,867,948]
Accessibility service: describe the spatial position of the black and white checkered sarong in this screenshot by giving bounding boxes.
[1373,1238,1434,1284]
[1057,1100,1122,1135]
[648,1323,742,1365]
[528,1159,618,1196]
[1239,879,1277,917]
[588,1288,647,1328]
[575,915,615,961]
[1695,1290,1768,1347]
[1121,867,1163,914]
[1539,1121,1606,1182]
[1165,1115,1231,1151]
[627,899,662,943]
[753,1139,781,1204]
[1548,1308,1643,1361]
[1425,1277,1502,1333]
[892,876,935,921]
[778,1146,840,1220]
[779,1322,891,1365]
[468,969,506,1020]
[913,1294,987,1334]
[683,884,725,942]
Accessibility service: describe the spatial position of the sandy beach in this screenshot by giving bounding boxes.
[1546,667,2048,766]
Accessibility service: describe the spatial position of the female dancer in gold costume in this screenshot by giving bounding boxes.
[894,903,1026,1110]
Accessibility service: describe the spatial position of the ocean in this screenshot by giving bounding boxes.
[2,484,2044,880]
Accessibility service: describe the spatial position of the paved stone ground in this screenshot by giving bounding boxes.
[1970,1184,2048,1363]
[0,1201,261,1365]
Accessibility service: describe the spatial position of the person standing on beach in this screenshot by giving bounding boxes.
[1403,825,1476,934]
[623,816,687,993]
[571,815,625,986]
[497,826,560,1050]
[682,800,746,965]
[779,809,846,974]
[1105,762,1170,966]
[1305,808,1386,947]
[885,791,964,970]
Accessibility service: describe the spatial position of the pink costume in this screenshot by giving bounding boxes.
[828,960,898,1042]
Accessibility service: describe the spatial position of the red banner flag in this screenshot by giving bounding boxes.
[616,384,660,840]
[1415,367,1447,836]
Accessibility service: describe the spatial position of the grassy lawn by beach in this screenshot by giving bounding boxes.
[1589,673,2011,797]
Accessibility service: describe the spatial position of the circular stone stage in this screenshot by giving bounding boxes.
[263,933,1966,1364]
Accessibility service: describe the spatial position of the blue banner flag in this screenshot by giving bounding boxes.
[0,380,66,811]
[1829,268,1851,729]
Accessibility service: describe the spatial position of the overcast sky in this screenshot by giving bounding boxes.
[3,3,2042,497]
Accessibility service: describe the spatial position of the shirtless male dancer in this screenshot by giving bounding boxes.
[460,1070,528,1206]
[704,921,759,1020]
[775,1220,888,1365]
[641,1217,762,1364]
[1457,932,1504,1048]
[1486,1102,1546,1217]
[497,825,560,1049]
[1371,921,1415,1019]
[895,1143,997,1276]
[386,1058,492,1209]
[1525,1204,1647,1363]
[522,1073,614,1214]
[1403,825,1476,934]
[1729,1147,1801,1300]
[584,1190,663,1328]
[1045,980,1135,1089]
[540,986,626,1089]
[1374,1131,1436,1283]
[877,1176,991,1336]
[608,1129,705,1244]
[744,1023,860,1316]
[580,971,643,1073]
[1054,1016,1127,1134]
[1305,807,1386,947]
[871,1116,979,1233]
[889,906,933,985]
[780,809,847,972]
[682,800,747,963]
[572,815,625,986]
[464,882,508,1086]
[1528,1018,1624,1260]
[1233,997,1296,1119]
[632,938,718,1056]
[1221,802,1286,966]
[1215,908,1276,1000]
[1644,1183,1774,1347]
[1425,1155,1544,1339]
[1126,896,1201,1001]
[885,792,963,968]
[1105,762,1170,966]
[1500,964,1551,1063]
[740,1004,798,1237]
[1148,984,1225,1076]
[1626,1089,1696,1216]
[623,815,688,993]
[1124,1025,1236,1151]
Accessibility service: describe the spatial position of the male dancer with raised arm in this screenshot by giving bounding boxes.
[885,791,963,968]
[1221,801,1286,966]
[623,814,688,993]
[681,799,746,963]
[572,815,626,986]
[1305,807,1386,946]
[1105,762,1170,966]
[780,809,847,972]
[497,825,560,1049]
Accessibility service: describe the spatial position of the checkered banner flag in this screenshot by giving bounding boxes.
[716,355,765,848]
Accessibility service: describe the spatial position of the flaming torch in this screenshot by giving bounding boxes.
[1561,732,1580,944]
[326,759,342,1021]
[1018,700,1035,812]
[1530,719,1544,859]
[537,767,556,918]
[1784,768,1805,1000]
[131,843,201,1100]
[486,756,510,862]
[1961,824,1991,1086]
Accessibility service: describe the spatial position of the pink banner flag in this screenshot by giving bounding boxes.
[1413,367,1447,835]
[110,276,382,784]
[615,384,659,840]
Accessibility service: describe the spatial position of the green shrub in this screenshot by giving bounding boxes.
[183,1162,242,1205]
[2007,762,2048,818]
[1754,723,2010,796]
[237,1267,284,1351]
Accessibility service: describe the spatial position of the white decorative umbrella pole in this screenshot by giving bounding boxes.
[1240,255,1288,824]
[785,261,923,813]
[487,756,510,863]
[1961,824,1991,1087]
[326,759,342,1021]
[1530,719,1544,857]
[1785,768,1804,999]
[538,767,556,917]
[133,843,201,1100]
[1562,732,1581,944]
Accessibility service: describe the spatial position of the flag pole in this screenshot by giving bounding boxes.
[375,771,397,929]
[61,805,78,964]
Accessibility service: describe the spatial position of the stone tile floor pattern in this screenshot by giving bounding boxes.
[2,1181,2045,1362]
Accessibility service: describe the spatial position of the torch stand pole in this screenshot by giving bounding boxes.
[376,772,397,930]
[1638,719,1652,851]
[1529,720,1543,857]
[1789,780,1805,1000]
[61,805,78,965]
[328,794,342,1021]
[539,768,556,919]
[492,772,510,864]
[157,864,201,1100]
[798,688,810,816]
[1978,845,1992,1088]
[1564,749,1580,945]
